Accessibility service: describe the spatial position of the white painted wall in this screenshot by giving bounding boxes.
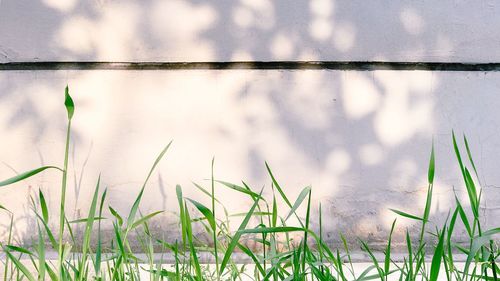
[0,1,499,249]
[0,70,498,247]
[1,0,500,62]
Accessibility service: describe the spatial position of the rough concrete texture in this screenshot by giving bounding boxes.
[0,70,498,250]
[1,0,500,62]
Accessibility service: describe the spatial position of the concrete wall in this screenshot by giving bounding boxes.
[0,0,499,249]
[2,0,500,63]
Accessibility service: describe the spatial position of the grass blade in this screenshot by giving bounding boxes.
[452,131,465,174]
[64,85,74,119]
[36,223,46,281]
[455,197,472,237]
[127,141,172,227]
[463,167,479,218]
[38,189,49,223]
[77,176,101,281]
[4,249,36,281]
[428,142,435,185]
[301,188,312,273]
[360,240,385,281]
[220,188,263,275]
[130,210,164,230]
[185,198,215,231]
[176,185,187,248]
[390,209,424,221]
[109,206,123,227]
[215,180,262,200]
[58,86,74,280]
[430,227,446,281]
[284,186,311,222]
[0,166,63,187]
[184,202,202,281]
[94,188,107,277]
[463,134,479,179]
[464,228,500,276]
[384,219,397,280]
[239,226,305,234]
[265,162,292,207]
[406,230,414,280]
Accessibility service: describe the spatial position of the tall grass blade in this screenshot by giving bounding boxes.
[38,189,49,223]
[430,227,446,281]
[464,228,500,276]
[463,167,479,218]
[45,262,58,281]
[454,197,472,237]
[184,202,202,281]
[419,144,436,247]
[301,188,312,273]
[355,265,378,281]
[236,242,266,276]
[463,135,479,179]
[428,142,435,184]
[59,86,74,280]
[130,211,164,230]
[109,206,123,227]
[35,228,45,281]
[215,180,262,200]
[185,198,215,231]
[176,185,187,247]
[284,186,311,222]
[406,230,414,280]
[220,188,263,275]
[127,141,172,227]
[360,240,385,281]
[77,176,101,281]
[0,166,63,187]
[210,157,220,280]
[389,209,424,221]
[384,219,396,281]
[4,245,33,255]
[94,188,107,277]
[452,131,465,174]
[265,162,292,207]
[64,85,74,120]
[446,208,459,280]
[33,211,58,249]
[4,249,36,281]
[240,226,305,234]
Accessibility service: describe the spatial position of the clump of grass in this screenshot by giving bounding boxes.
[0,87,498,281]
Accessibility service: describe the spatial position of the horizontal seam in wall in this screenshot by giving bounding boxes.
[1,61,500,71]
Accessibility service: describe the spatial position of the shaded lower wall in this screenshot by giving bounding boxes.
[0,68,498,252]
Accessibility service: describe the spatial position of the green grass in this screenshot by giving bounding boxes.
[0,87,498,281]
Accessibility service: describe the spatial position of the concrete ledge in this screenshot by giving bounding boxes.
[2,61,500,71]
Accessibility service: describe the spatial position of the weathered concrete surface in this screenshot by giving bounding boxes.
[0,70,498,249]
[1,0,500,62]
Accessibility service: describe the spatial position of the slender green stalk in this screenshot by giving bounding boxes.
[301,189,311,273]
[420,143,435,246]
[211,158,220,280]
[2,212,13,281]
[58,85,74,279]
